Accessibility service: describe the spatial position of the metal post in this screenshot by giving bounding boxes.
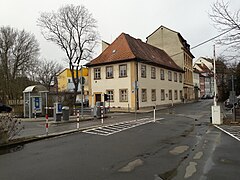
[77,110,80,129]
[29,92,31,119]
[101,106,104,125]
[213,45,217,106]
[34,108,37,120]
[153,106,156,122]
[45,92,48,135]
[81,65,84,120]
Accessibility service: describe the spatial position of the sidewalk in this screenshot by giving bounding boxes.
[1,111,146,148]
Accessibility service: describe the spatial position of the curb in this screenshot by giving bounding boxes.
[0,124,100,150]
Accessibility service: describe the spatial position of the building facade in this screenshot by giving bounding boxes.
[87,33,184,111]
[146,25,194,101]
[57,68,89,102]
[194,57,214,97]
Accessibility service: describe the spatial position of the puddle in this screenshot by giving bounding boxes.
[0,144,24,155]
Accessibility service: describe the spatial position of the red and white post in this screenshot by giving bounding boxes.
[101,106,104,125]
[77,110,80,129]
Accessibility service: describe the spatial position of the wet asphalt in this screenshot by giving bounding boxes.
[0,99,240,180]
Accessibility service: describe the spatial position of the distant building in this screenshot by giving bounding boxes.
[193,68,200,99]
[102,40,110,52]
[194,57,214,97]
[146,25,195,101]
[86,33,184,111]
[57,68,89,102]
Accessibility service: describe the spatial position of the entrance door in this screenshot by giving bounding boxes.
[95,94,101,104]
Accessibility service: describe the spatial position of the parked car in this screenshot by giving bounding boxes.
[201,94,214,99]
[0,103,12,113]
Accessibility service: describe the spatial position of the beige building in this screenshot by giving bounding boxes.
[86,33,184,111]
[146,25,195,100]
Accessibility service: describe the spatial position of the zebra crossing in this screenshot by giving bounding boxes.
[83,117,164,136]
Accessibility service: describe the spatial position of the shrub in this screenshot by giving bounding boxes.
[0,114,24,144]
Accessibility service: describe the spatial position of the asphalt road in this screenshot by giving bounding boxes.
[0,100,240,180]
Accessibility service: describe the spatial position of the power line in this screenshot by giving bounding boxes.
[170,26,237,58]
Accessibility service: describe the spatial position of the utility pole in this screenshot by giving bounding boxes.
[213,45,217,106]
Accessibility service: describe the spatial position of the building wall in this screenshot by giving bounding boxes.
[193,72,200,98]
[57,68,88,92]
[138,62,183,107]
[90,62,133,109]
[147,27,183,68]
[146,27,193,100]
[89,61,184,110]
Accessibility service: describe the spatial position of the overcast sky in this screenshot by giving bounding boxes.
[1,0,239,66]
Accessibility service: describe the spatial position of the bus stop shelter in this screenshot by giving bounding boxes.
[23,85,48,118]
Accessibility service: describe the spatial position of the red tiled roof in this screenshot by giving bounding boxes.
[87,33,183,72]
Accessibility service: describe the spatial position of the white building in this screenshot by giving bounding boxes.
[86,33,184,111]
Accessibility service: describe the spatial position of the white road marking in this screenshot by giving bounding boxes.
[214,125,240,142]
[83,117,164,136]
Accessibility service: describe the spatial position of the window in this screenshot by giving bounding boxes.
[174,90,178,100]
[179,73,182,83]
[169,90,172,100]
[68,79,71,83]
[106,66,113,79]
[160,69,165,80]
[151,89,156,101]
[106,90,114,101]
[168,71,172,81]
[142,89,147,102]
[119,64,127,77]
[94,68,101,79]
[151,67,156,79]
[174,72,177,82]
[119,89,128,102]
[161,89,165,101]
[141,65,146,78]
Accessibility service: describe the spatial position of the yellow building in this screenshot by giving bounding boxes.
[57,67,89,102]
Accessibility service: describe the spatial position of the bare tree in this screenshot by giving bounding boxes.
[210,0,240,58]
[36,59,63,90]
[37,4,98,102]
[0,26,40,101]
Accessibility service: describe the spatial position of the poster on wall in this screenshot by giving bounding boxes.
[32,97,42,113]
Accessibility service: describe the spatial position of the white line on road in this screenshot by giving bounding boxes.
[83,117,164,136]
[214,125,240,142]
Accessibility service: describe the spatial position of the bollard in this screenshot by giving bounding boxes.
[77,110,80,129]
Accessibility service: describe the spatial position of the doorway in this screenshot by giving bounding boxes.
[95,94,101,104]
